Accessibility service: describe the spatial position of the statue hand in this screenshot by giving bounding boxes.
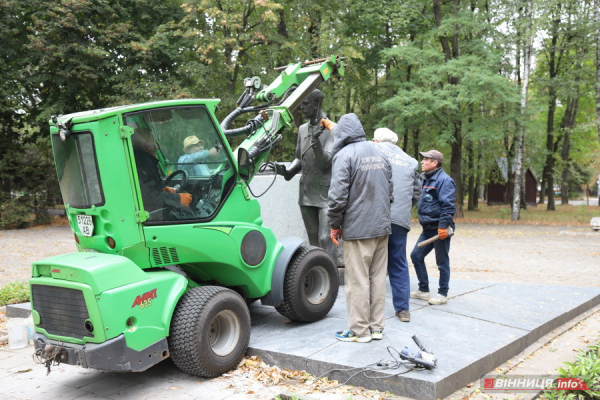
[274,163,287,176]
[313,126,325,141]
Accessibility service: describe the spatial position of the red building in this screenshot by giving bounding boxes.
[486,158,538,205]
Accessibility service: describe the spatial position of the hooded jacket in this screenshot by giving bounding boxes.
[374,141,421,230]
[417,167,456,229]
[327,114,394,240]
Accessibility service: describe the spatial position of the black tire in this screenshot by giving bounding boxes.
[168,286,250,377]
[275,245,339,322]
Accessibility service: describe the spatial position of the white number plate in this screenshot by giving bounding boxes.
[76,215,94,237]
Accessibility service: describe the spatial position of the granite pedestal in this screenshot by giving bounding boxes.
[247,278,600,400]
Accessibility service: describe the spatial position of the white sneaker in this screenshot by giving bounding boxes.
[410,290,430,300]
[428,294,448,305]
[371,328,384,340]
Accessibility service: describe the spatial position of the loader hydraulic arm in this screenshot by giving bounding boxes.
[221,55,344,182]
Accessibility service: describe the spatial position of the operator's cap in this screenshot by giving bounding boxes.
[419,149,444,163]
[183,135,205,151]
[374,128,398,144]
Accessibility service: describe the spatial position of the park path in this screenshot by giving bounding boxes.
[1,222,598,288]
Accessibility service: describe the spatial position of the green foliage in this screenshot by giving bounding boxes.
[273,395,307,400]
[0,198,32,229]
[1,0,599,208]
[0,281,30,306]
[541,338,600,400]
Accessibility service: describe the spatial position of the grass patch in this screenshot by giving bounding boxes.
[0,281,30,306]
[461,203,600,225]
[540,337,600,399]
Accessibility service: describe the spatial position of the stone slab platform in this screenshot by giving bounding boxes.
[5,278,598,399]
[247,278,600,400]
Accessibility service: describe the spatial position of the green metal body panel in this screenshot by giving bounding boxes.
[32,56,344,369]
[31,255,187,351]
[29,277,106,344]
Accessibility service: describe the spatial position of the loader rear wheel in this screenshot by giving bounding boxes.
[275,245,338,322]
[168,286,250,377]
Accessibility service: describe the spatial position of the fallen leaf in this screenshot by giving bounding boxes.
[16,369,31,373]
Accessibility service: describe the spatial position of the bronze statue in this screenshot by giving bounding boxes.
[274,89,338,261]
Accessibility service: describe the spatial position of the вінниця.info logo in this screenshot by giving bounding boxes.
[481,375,591,392]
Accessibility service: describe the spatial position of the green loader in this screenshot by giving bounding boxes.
[30,56,344,377]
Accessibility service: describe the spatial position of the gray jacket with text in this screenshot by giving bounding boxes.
[374,141,421,230]
[327,114,393,240]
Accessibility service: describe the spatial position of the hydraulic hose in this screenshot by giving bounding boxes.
[220,107,246,131]
[221,107,267,137]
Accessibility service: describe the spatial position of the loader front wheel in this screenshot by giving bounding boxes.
[168,286,250,377]
[275,245,338,322]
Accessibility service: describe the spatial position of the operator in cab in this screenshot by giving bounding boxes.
[178,135,218,176]
[131,127,192,219]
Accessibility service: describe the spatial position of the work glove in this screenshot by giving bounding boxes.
[320,118,337,131]
[179,193,192,207]
[163,187,176,194]
[438,228,449,240]
[330,228,342,246]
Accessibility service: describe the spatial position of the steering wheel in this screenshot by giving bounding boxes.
[164,169,189,192]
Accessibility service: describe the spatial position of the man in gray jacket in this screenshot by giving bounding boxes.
[328,114,394,343]
[373,128,421,322]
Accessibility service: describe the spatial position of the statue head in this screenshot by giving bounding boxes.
[300,89,325,125]
[131,127,159,158]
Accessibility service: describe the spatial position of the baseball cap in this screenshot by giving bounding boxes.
[183,135,205,151]
[419,150,444,163]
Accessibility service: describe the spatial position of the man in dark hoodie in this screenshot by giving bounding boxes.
[327,113,394,343]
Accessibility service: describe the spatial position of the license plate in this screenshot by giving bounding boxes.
[76,215,94,237]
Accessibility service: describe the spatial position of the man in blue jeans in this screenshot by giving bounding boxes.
[373,128,421,322]
[410,150,456,305]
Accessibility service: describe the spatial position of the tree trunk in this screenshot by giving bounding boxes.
[467,140,475,211]
[544,87,557,211]
[542,3,563,211]
[345,89,352,114]
[560,93,580,204]
[512,0,532,220]
[413,128,420,161]
[506,144,514,206]
[433,0,463,217]
[474,141,483,209]
[451,120,464,218]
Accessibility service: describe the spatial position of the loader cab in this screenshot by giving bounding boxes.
[123,106,236,223]
[51,101,238,258]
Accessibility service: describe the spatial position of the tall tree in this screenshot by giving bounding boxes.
[512,0,533,220]
[536,0,594,210]
[595,0,600,142]
[381,0,519,218]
